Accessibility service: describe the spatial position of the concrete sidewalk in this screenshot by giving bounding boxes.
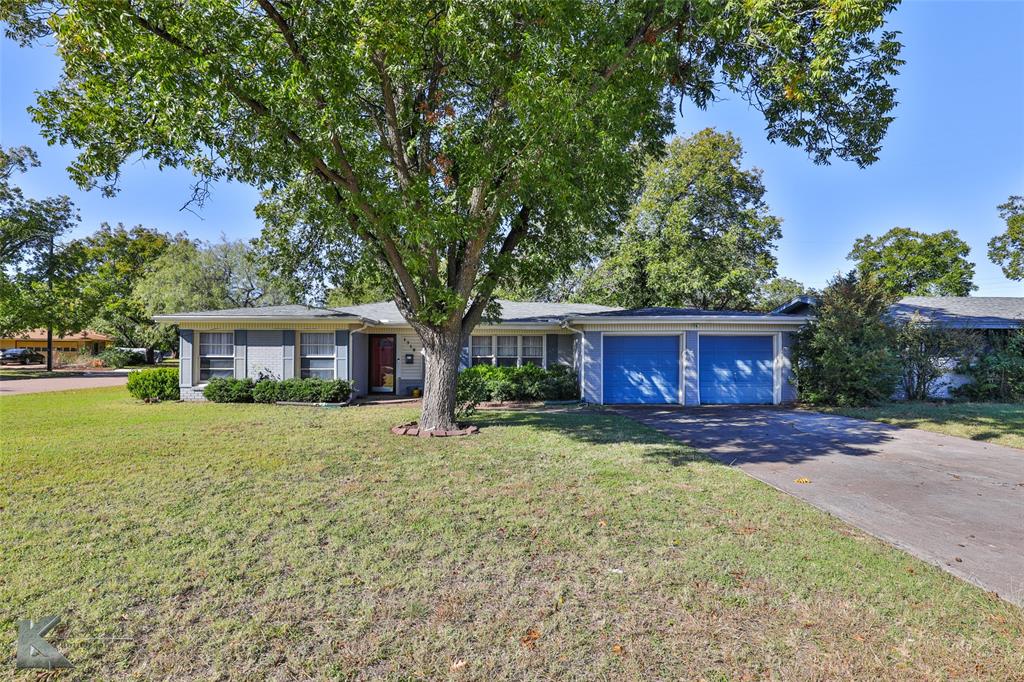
[0,374,128,395]
[615,406,1024,607]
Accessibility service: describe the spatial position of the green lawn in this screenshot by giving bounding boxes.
[820,402,1024,450]
[2,388,1021,680]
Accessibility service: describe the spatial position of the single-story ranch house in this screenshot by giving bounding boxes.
[155,300,813,404]
[154,295,1021,404]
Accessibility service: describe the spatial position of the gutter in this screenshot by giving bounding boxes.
[563,315,813,325]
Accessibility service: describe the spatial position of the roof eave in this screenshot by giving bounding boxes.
[564,315,814,324]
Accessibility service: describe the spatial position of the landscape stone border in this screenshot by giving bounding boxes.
[390,422,479,438]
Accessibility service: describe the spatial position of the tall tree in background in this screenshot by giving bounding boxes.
[77,223,179,355]
[0,145,87,368]
[135,238,296,318]
[581,130,783,310]
[848,227,975,299]
[753,277,815,312]
[6,1,903,429]
[988,196,1023,282]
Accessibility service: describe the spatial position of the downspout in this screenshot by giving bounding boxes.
[560,320,587,403]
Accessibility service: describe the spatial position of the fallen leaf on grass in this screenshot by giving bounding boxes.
[598,519,608,528]
[521,628,541,648]
[612,644,624,655]
[450,659,467,672]
[794,477,811,484]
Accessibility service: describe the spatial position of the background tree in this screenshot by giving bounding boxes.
[7,1,903,429]
[848,227,975,299]
[77,223,178,355]
[136,238,296,315]
[988,196,1023,282]
[791,272,899,406]
[753,277,816,312]
[0,145,87,367]
[891,315,980,401]
[579,130,783,310]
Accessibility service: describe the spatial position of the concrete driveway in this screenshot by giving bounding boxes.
[0,374,128,395]
[614,406,1024,606]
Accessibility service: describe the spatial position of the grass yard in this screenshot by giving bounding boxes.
[2,388,1022,680]
[820,402,1024,450]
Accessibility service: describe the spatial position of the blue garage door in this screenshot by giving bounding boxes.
[699,335,774,404]
[603,336,679,404]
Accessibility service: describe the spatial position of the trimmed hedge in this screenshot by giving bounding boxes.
[203,377,255,403]
[458,363,578,403]
[126,367,179,402]
[253,377,353,404]
[205,377,353,404]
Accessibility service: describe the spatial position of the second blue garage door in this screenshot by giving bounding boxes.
[699,335,774,404]
[603,335,679,404]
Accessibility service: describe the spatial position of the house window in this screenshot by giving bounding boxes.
[471,335,493,366]
[300,332,335,379]
[199,332,234,381]
[496,335,518,367]
[521,335,544,366]
[469,334,546,368]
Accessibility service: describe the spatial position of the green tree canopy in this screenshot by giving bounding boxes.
[988,196,1024,282]
[0,145,87,362]
[76,223,180,349]
[848,227,976,299]
[4,0,903,428]
[135,238,297,316]
[753,277,816,312]
[581,129,783,310]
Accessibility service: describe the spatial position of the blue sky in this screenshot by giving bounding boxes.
[2,0,1022,295]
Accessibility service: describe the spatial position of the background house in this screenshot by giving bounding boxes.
[0,329,111,355]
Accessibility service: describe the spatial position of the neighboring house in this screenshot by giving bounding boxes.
[154,301,811,404]
[888,296,1024,398]
[0,329,112,355]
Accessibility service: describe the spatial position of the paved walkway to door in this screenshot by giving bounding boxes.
[614,406,1024,606]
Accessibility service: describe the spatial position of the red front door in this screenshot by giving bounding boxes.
[369,335,396,393]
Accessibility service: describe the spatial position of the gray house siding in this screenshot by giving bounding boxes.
[780,331,798,403]
[335,330,350,381]
[350,331,368,396]
[556,334,575,367]
[545,334,558,368]
[683,331,699,405]
[247,330,284,380]
[582,331,602,403]
[459,336,470,370]
[178,330,202,400]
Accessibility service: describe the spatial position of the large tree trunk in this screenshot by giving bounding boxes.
[417,325,463,432]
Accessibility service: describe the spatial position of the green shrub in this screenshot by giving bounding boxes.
[791,272,899,406]
[252,379,283,404]
[203,377,254,403]
[456,363,579,408]
[955,330,1024,401]
[251,377,352,403]
[455,369,491,421]
[99,348,146,368]
[126,367,179,402]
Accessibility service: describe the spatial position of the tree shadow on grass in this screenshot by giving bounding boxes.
[471,408,707,467]
[475,405,904,467]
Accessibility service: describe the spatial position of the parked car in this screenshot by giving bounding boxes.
[1,348,46,365]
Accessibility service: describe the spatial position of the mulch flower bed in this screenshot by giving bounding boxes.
[390,422,479,438]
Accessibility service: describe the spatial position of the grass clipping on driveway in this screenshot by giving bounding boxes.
[2,388,1022,680]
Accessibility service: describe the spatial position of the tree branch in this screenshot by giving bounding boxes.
[461,205,531,333]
